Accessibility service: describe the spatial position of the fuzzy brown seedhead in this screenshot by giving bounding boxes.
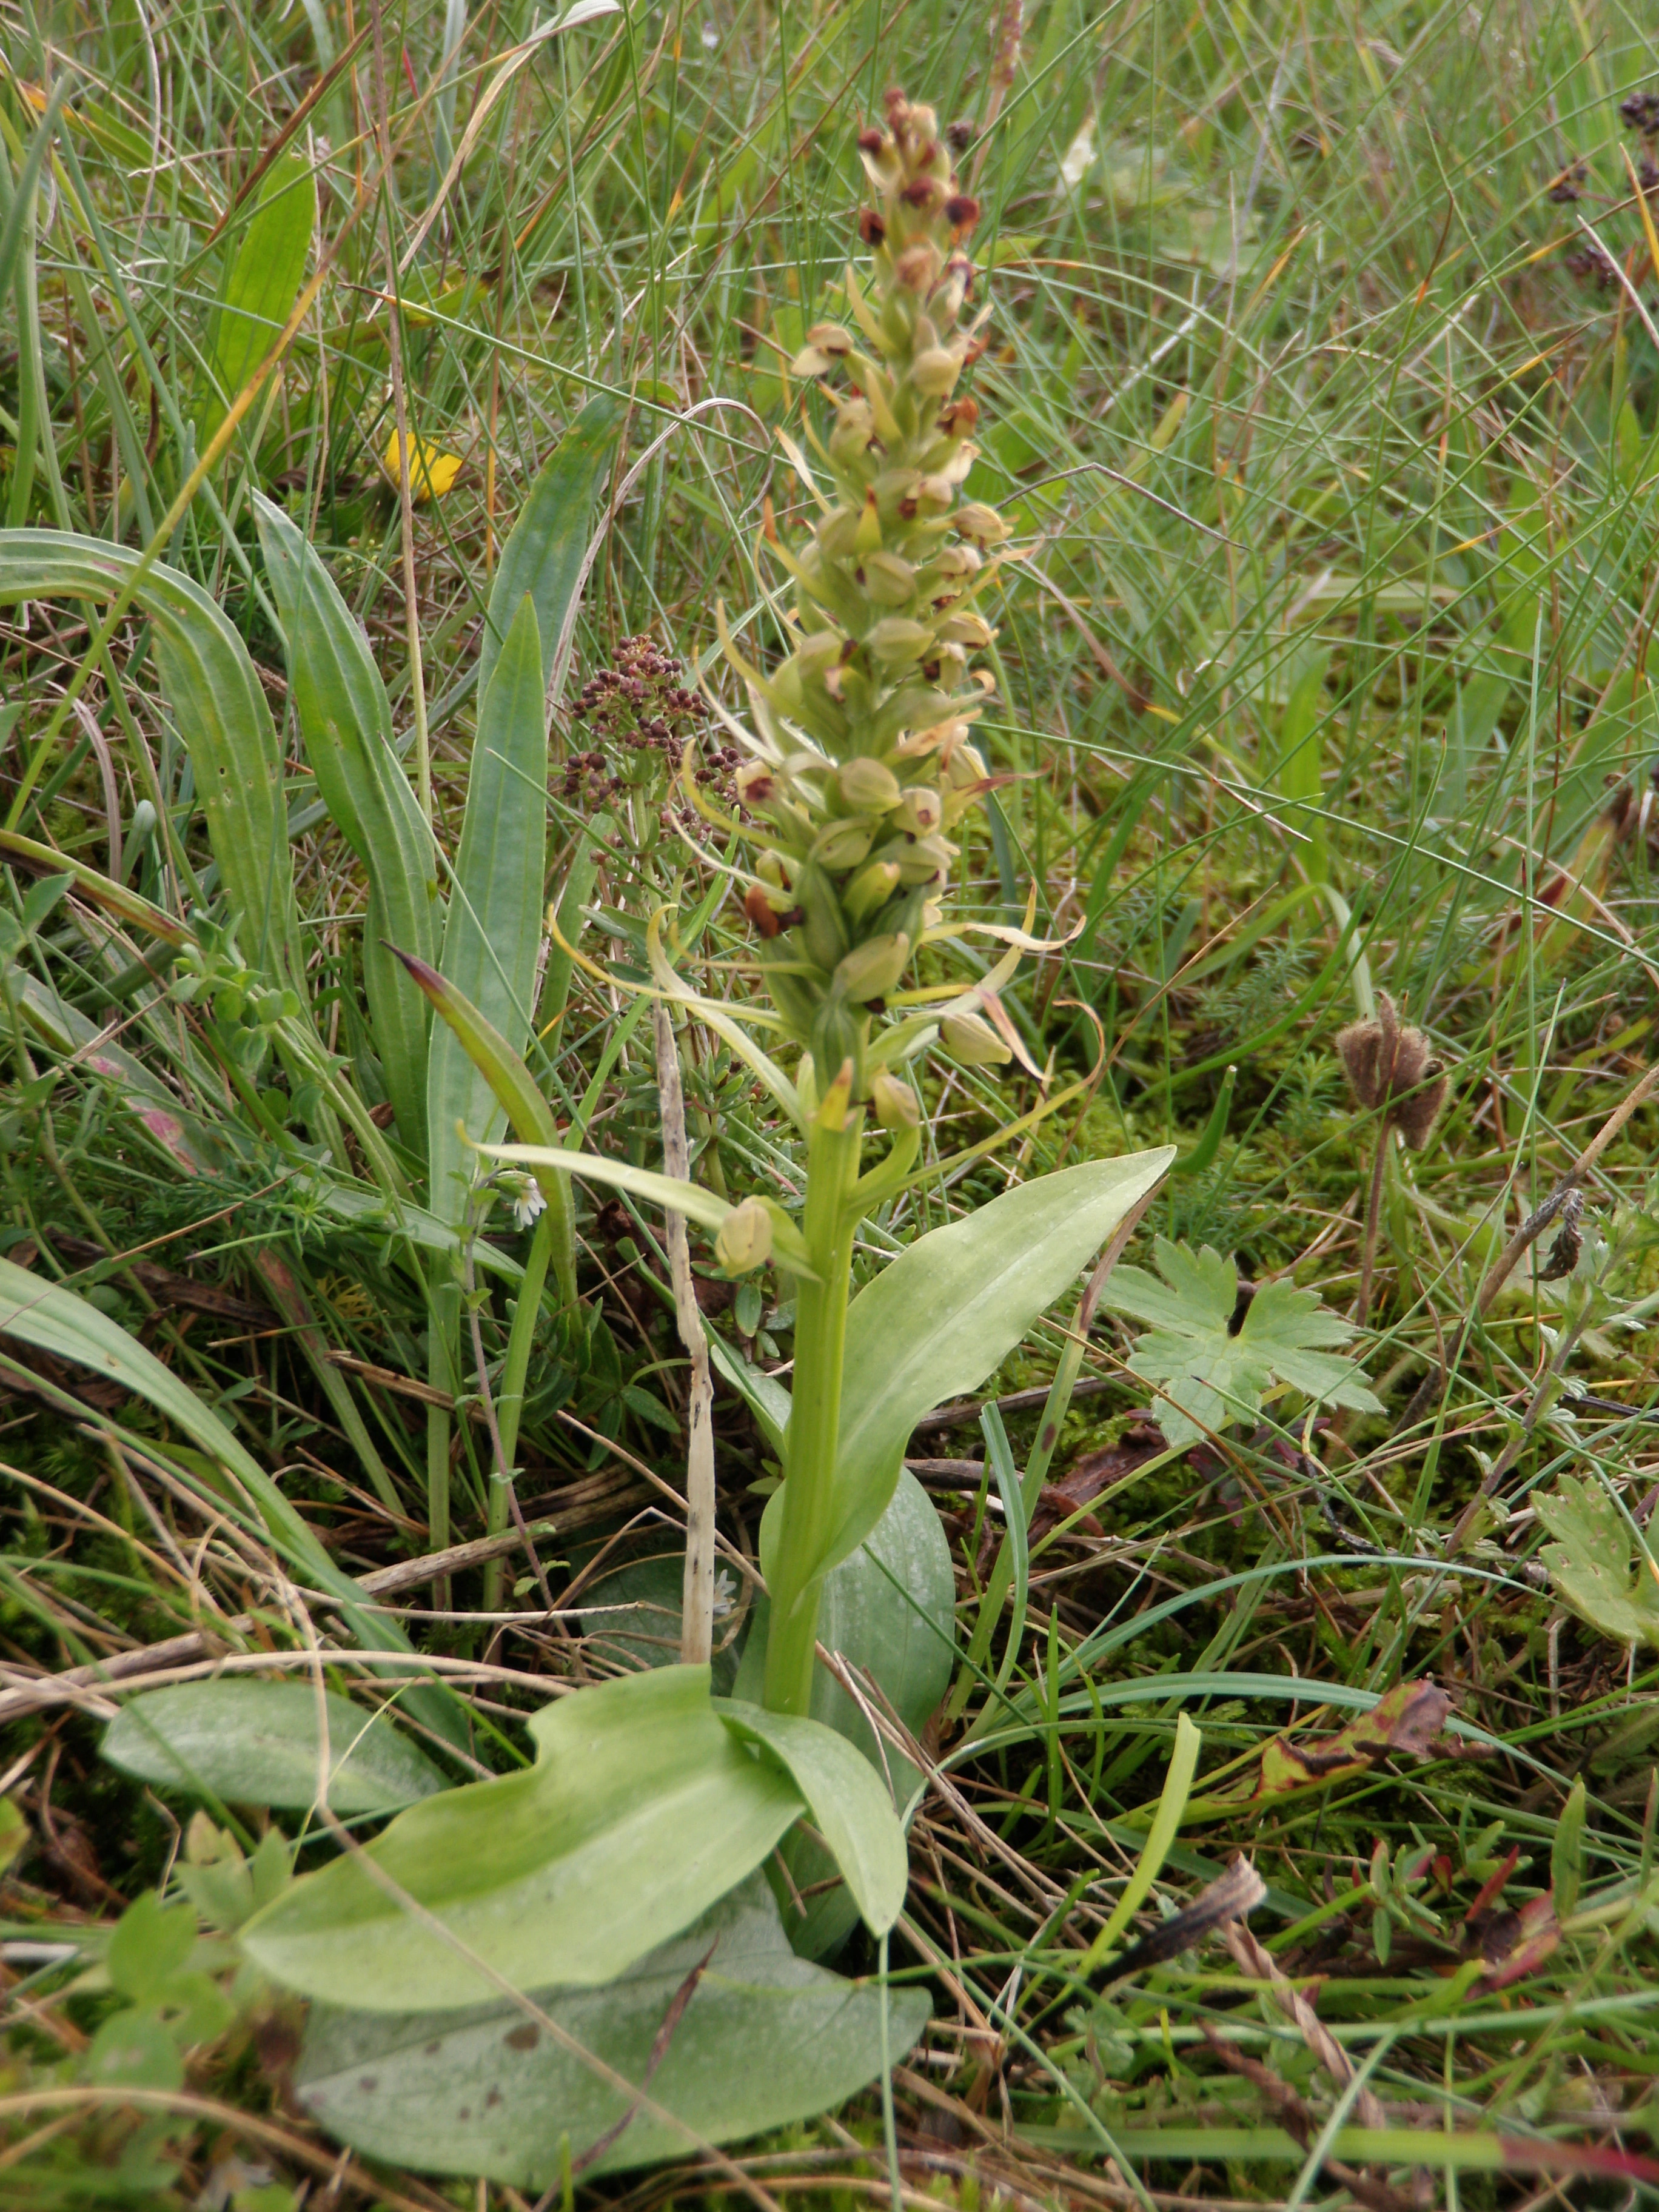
[1336,993,1450,1151]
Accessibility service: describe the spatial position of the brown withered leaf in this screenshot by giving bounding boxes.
[1031,1419,1166,1540]
[1241,1680,1452,1805]
[1471,1892,1560,1991]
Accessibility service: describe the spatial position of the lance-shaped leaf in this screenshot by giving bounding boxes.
[202,151,315,443]
[255,492,437,1158]
[481,1139,815,1276]
[480,394,618,699]
[0,828,191,947]
[394,953,575,1306]
[0,534,299,986]
[293,1872,928,2186]
[240,1666,804,2013]
[762,1150,1174,1590]
[717,1703,907,1937]
[427,595,548,1228]
[102,1681,446,1814]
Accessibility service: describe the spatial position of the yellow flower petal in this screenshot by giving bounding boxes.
[380,429,463,502]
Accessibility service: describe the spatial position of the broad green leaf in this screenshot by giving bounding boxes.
[480,394,618,699]
[738,1474,955,1959]
[107,1891,196,2004]
[0,535,299,984]
[254,493,437,1157]
[240,1666,803,2011]
[427,595,548,1225]
[293,1872,929,2185]
[765,1150,1173,1587]
[719,1703,907,1936]
[396,954,575,1305]
[579,1553,743,1692]
[1102,1235,1381,1450]
[102,1681,447,1814]
[810,1469,956,1757]
[1536,1477,1659,1651]
[203,152,316,442]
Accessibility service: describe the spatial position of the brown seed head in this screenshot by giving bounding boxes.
[1335,994,1450,1148]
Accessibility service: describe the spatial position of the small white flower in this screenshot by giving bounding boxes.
[701,21,717,47]
[503,1173,546,1232]
[712,1568,737,1618]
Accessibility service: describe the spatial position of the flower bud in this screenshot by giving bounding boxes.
[860,550,917,606]
[956,501,1011,543]
[936,610,994,648]
[812,819,877,871]
[737,760,777,806]
[791,324,855,377]
[896,833,956,885]
[839,757,903,812]
[843,857,902,922]
[829,400,876,463]
[870,1067,920,1130]
[794,859,851,971]
[944,740,988,789]
[833,930,911,1004]
[716,1197,774,1275]
[911,346,963,396]
[816,508,862,558]
[866,617,933,663]
[893,240,940,291]
[942,1010,1011,1065]
[896,784,944,836]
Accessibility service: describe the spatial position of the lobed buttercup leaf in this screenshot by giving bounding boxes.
[1103,1236,1382,1450]
[1536,1477,1659,1651]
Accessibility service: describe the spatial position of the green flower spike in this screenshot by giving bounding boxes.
[723,87,1011,1099]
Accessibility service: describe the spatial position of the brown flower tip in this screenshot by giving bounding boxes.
[1335,994,1450,1150]
[857,206,886,246]
[943,192,981,232]
[857,127,885,154]
[744,884,783,939]
[946,119,974,152]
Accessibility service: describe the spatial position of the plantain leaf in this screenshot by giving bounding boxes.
[240,1666,803,2013]
[293,1871,929,2185]
[480,394,618,699]
[762,1150,1173,1590]
[203,152,316,443]
[102,1681,446,1814]
[395,954,575,1304]
[0,535,298,984]
[254,494,437,1157]
[427,595,548,1225]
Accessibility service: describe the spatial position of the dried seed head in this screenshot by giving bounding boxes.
[1392,1060,1449,1150]
[1335,994,1451,1148]
[1538,1189,1585,1281]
